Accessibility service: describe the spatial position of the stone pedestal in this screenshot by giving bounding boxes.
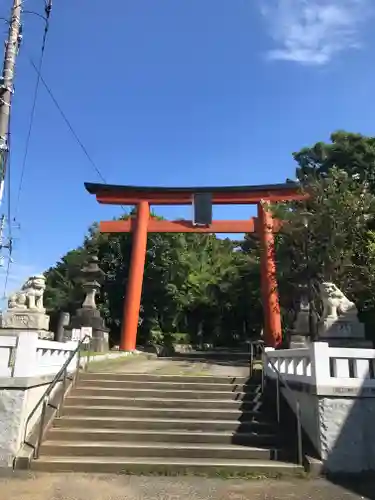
[0,328,54,340]
[289,332,310,349]
[0,310,53,339]
[318,316,372,348]
[0,310,50,331]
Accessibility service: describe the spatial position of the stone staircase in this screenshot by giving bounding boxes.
[27,372,303,475]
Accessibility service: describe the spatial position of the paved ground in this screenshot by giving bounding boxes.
[0,473,372,500]
[87,354,252,378]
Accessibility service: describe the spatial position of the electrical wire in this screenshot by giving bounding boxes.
[7,112,11,242]
[3,249,11,298]
[2,119,12,298]
[14,0,52,219]
[27,57,107,184]
[27,58,130,215]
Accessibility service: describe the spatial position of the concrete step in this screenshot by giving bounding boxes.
[65,396,263,411]
[46,428,280,446]
[30,456,302,476]
[61,405,266,421]
[78,373,249,385]
[72,387,260,400]
[54,416,275,432]
[77,380,255,392]
[40,441,283,460]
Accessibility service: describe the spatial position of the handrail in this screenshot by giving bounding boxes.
[261,346,304,465]
[23,335,90,459]
[249,339,264,378]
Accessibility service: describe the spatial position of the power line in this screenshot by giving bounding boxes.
[14,0,52,218]
[28,57,107,184]
[2,250,11,298]
[7,110,11,239]
[2,113,14,298]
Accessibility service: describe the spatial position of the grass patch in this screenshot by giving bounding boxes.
[81,351,104,358]
[151,365,213,377]
[85,353,150,372]
[114,467,302,480]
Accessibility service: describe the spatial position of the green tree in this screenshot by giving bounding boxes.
[274,168,375,335]
[294,131,375,191]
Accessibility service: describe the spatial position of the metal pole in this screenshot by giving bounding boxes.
[35,397,48,459]
[86,341,90,372]
[276,376,280,424]
[75,345,81,385]
[261,353,265,393]
[305,230,314,341]
[250,342,254,378]
[296,401,303,465]
[57,368,67,417]
[0,0,22,206]
[302,213,315,342]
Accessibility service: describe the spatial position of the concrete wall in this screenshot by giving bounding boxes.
[281,388,321,455]
[0,376,65,467]
[265,344,375,473]
[0,388,25,466]
[282,389,375,472]
[319,396,375,473]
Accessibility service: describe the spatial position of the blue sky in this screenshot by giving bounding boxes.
[1,0,375,298]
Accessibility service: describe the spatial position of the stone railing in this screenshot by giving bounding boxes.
[264,342,375,394]
[0,332,80,467]
[0,331,78,378]
[264,346,312,385]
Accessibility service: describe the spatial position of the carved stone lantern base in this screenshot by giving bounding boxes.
[65,308,109,353]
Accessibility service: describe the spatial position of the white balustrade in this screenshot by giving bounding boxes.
[35,339,78,376]
[264,342,375,390]
[264,346,312,385]
[0,332,78,378]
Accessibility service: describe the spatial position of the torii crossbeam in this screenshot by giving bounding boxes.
[85,182,307,350]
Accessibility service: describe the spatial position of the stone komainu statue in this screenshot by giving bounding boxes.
[318,282,358,321]
[8,274,47,312]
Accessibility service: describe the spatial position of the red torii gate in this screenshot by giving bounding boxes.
[85,182,306,350]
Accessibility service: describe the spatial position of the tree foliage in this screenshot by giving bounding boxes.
[294,131,375,190]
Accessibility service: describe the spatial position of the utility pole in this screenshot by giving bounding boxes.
[0,0,22,264]
[0,0,22,206]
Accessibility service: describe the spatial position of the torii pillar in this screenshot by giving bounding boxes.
[258,200,282,347]
[121,200,150,351]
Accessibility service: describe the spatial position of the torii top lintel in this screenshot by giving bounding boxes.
[84,182,307,205]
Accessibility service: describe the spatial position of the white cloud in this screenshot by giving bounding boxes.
[260,0,371,65]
